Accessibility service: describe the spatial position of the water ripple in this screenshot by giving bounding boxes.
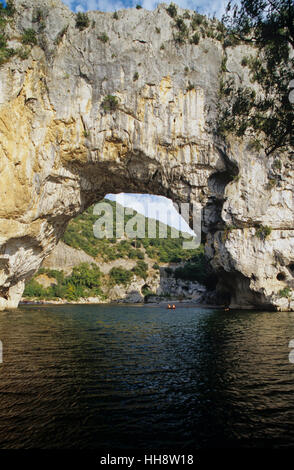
[0,305,294,449]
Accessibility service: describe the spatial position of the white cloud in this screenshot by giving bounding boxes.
[75,4,85,12]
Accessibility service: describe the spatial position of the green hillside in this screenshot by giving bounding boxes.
[62,199,201,263]
[23,199,215,302]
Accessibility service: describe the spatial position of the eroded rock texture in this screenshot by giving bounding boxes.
[0,0,293,310]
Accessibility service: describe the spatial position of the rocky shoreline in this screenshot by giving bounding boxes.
[20,299,223,309]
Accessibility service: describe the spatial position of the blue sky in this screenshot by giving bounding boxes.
[62,0,228,18]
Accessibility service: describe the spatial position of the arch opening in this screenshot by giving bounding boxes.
[24,192,214,306]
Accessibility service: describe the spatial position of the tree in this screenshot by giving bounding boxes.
[218,0,294,155]
[75,12,89,31]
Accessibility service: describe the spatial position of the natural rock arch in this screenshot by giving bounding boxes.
[0,0,293,311]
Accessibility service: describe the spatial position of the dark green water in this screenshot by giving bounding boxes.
[0,304,294,449]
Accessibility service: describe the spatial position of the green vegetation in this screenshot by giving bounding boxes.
[186,81,195,91]
[223,224,237,241]
[32,7,46,31]
[16,46,29,60]
[62,200,202,265]
[102,95,119,112]
[174,30,186,45]
[190,32,200,45]
[97,33,109,43]
[241,56,249,67]
[136,4,142,9]
[24,263,103,301]
[175,17,188,34]
[255,225,272,240]
[113,11,119,20]
[173,245,217,288]
[24,201,212,301]
[141,286,155,297]
[133,71,139,81]
[0,35,15,65]
[75,12,89,31]
[108,261,148,286]
[0,1,16,65]
[272,159,282,171]
[218,0,294,155]
[21,29,37,46]
[166,3,177,18]
[132,260,148,280]
[109,267,133,286]
[173,15,188,44]
[279,287,292,298]
[165,6,226,47]
[265,176,279,190]
[191,12,204,29]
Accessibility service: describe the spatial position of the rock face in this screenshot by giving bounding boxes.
[0,0,293,311]
[41,241,205,303]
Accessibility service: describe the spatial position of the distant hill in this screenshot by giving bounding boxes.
[23,200,215,303]
[62,199,201,264]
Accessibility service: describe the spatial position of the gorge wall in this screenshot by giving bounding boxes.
[0,0,293,311]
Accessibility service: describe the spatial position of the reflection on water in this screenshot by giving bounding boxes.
[0,304,294,449]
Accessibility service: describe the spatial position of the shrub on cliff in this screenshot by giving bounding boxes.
[190,33,200,45]
[191,12,204,29]
[166,3,177,18]
[109,267,133,286]
[279,287,292,298]
[132,261,148,280]
[21,29,37,46]
[102,95,119,112]
[0,2,16,65]
[255,225,272,240]
[97,33,109,43]
[75,12,89,31]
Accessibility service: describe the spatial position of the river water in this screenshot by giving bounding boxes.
[0,304,294,449]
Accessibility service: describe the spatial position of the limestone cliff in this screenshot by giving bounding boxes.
[0,0,293,311]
